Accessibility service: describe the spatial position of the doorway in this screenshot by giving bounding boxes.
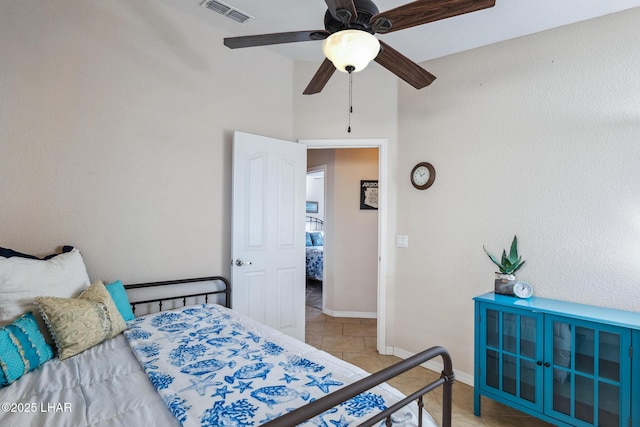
[305,168,325,310]
[300,138,388,353]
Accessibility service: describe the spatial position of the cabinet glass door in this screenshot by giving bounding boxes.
[546,316,630,426]
[483,307,543,410]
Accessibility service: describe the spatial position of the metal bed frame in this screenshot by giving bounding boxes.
[122,276,454,427]
[306,215,324,231]
[265,346,454,427]
[124,276,231,314]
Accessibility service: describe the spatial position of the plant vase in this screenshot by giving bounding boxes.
[494,273,516,295]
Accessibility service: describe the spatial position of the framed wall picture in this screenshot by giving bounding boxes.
[360,180,378,210]
[306,201,319,213]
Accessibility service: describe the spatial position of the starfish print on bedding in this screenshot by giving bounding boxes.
[246,331,260,343]
[212,385,234,400]
[180,373,223,396]
[305,373,344,394]
[233,381,254,393]
[228,343,261,360]
[249,354,264,362]
[280,374,299,384]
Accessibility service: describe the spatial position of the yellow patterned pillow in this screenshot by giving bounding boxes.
[35,281,126,359]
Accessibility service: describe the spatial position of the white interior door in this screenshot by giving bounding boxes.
[231,131,307,341]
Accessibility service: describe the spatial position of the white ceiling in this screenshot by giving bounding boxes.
[173,0,640,64]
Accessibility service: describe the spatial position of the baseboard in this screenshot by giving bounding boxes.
[321,308,377,319]
[393,346,474,387]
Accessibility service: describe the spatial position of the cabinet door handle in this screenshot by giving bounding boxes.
[536,361,542,366]
[543,362,551,367]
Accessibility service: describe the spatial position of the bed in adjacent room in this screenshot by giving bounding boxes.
[0,246,454,427]
[306,216,324,282]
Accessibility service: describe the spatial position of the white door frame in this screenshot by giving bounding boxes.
[299,138,389,354]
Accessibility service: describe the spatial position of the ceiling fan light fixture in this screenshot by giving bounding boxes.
[322,30,380,73]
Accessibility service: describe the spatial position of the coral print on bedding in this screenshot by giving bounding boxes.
[125,304,421,427]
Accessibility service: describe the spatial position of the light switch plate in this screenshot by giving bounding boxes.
[396,235,408,248]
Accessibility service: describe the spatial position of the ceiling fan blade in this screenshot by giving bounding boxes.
[303,59,337,95]
[371,0,495,33]
[224,30,329,49]
[325,0,357,23]
[374,41,436,89]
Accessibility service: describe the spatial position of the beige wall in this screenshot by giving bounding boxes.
[0,0,294,283]
[308,148,379,316]
[392,9,640,378]
[305,172,324,221]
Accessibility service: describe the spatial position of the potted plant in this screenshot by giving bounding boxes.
[483,235,525,295]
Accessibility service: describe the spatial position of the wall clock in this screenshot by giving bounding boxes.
[410,162,436,190]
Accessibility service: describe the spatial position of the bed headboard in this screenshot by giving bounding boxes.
[305,216,324,231]
[124,276,230,316]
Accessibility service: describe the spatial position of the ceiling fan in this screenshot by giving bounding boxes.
[223,0,496,95]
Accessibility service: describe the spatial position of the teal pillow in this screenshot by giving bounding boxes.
[105,280,135,321]
[0,312,53,387]
[310,231,324,246]
[306,232,313,247]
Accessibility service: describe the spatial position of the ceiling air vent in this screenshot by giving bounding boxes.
[201,0,253,24]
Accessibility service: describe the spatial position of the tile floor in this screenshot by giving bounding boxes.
[305,305,554,427]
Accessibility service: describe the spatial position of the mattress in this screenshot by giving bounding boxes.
[0,334,178,427]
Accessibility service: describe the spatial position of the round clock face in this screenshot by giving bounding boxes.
[513,281,533,298]
[413,166,430,185]
[410,162,436,190]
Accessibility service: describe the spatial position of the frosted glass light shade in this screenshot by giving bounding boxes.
[322,30,380,73]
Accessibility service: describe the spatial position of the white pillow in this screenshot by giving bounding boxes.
[0,248,91,326]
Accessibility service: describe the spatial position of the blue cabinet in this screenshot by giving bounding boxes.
[474,292,638,427]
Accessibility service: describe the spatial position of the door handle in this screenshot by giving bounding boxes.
[235,259,253,267]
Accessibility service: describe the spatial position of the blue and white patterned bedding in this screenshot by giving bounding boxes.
[306,246,323,281]
[125,304,432,427]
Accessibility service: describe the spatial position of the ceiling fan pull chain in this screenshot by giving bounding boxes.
[347,65,354,133]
